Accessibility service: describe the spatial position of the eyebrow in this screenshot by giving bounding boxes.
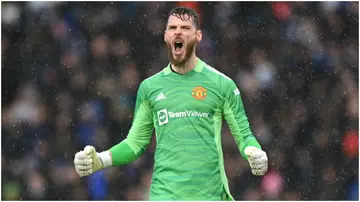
[167,25,192,29]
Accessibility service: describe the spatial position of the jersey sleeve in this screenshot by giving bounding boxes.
[222,79,262,160]
[109,81,154,166]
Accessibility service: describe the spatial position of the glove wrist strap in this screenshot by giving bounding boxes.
[98,151,112,168]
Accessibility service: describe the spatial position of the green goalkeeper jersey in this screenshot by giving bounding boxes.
[110,58,261,200]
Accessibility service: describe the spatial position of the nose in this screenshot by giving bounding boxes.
[174,27,182,35]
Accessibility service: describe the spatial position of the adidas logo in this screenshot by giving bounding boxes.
[156,92,166,101]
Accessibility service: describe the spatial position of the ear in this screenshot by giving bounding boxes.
[196,30,202,43]
[164,30,167,42]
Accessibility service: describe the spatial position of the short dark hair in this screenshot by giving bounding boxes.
[167,6,200,30]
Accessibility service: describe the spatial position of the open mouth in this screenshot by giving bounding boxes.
[174,41,183,53]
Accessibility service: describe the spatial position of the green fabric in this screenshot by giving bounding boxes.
[240,137,262,160]
[213,111,234,201]
[109,141,137,165]
[222,80,262,160]
[109,58,262,200]
[109,81,154,165]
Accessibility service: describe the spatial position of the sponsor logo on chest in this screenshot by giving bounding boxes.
[157,109,210,126]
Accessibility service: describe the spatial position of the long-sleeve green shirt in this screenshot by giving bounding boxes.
[109,58,262,200]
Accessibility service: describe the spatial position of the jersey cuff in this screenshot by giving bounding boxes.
[240,137,262,160]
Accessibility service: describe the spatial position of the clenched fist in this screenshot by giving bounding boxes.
[74,146,105,177]
[244,146,268,176]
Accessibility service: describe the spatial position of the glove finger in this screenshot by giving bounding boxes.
[250,160,262,166]
[77,169,93,177]
[251,161,267,170]
[250,163,267,171]
[258,168,267,175]
[258,155,268,162]
[255,157,268,168]
[249,151,267,159]
[75,151,87,159]
[74,156,92,164]
[252,170,265,176]
[75,165,92,173]
[76,165,92,171]
[250,159,267,168]
[84,145,95,156]
[74,155,86,165]
[252,165,267,174]
[74,157,93,166]
[251,164,266,170]
[251,163,268,173]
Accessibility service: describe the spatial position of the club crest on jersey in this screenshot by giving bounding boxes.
[192,86,207,100]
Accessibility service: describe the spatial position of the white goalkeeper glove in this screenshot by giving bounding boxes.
[74,145,112,177]
[244,146,268,176]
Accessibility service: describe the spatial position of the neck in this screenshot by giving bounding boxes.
[171,54,198,74]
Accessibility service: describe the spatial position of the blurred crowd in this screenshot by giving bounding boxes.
[1,2,359,200]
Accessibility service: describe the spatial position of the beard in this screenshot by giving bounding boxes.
[167,37,197,66]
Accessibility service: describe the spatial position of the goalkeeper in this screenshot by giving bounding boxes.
[74,7,268,200]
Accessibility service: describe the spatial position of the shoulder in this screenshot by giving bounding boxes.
[144,68,165,83]
[137,67,168,99]
[140,68,166,89]
[201,61,240,98]
[201,62,235,86]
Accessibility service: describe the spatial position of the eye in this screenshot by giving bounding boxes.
[182,26,190,30]
[168,26,177,30]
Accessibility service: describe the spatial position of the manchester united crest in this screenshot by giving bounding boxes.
[192,86,207,100]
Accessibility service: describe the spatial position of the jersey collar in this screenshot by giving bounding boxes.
[163,58,204,76]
